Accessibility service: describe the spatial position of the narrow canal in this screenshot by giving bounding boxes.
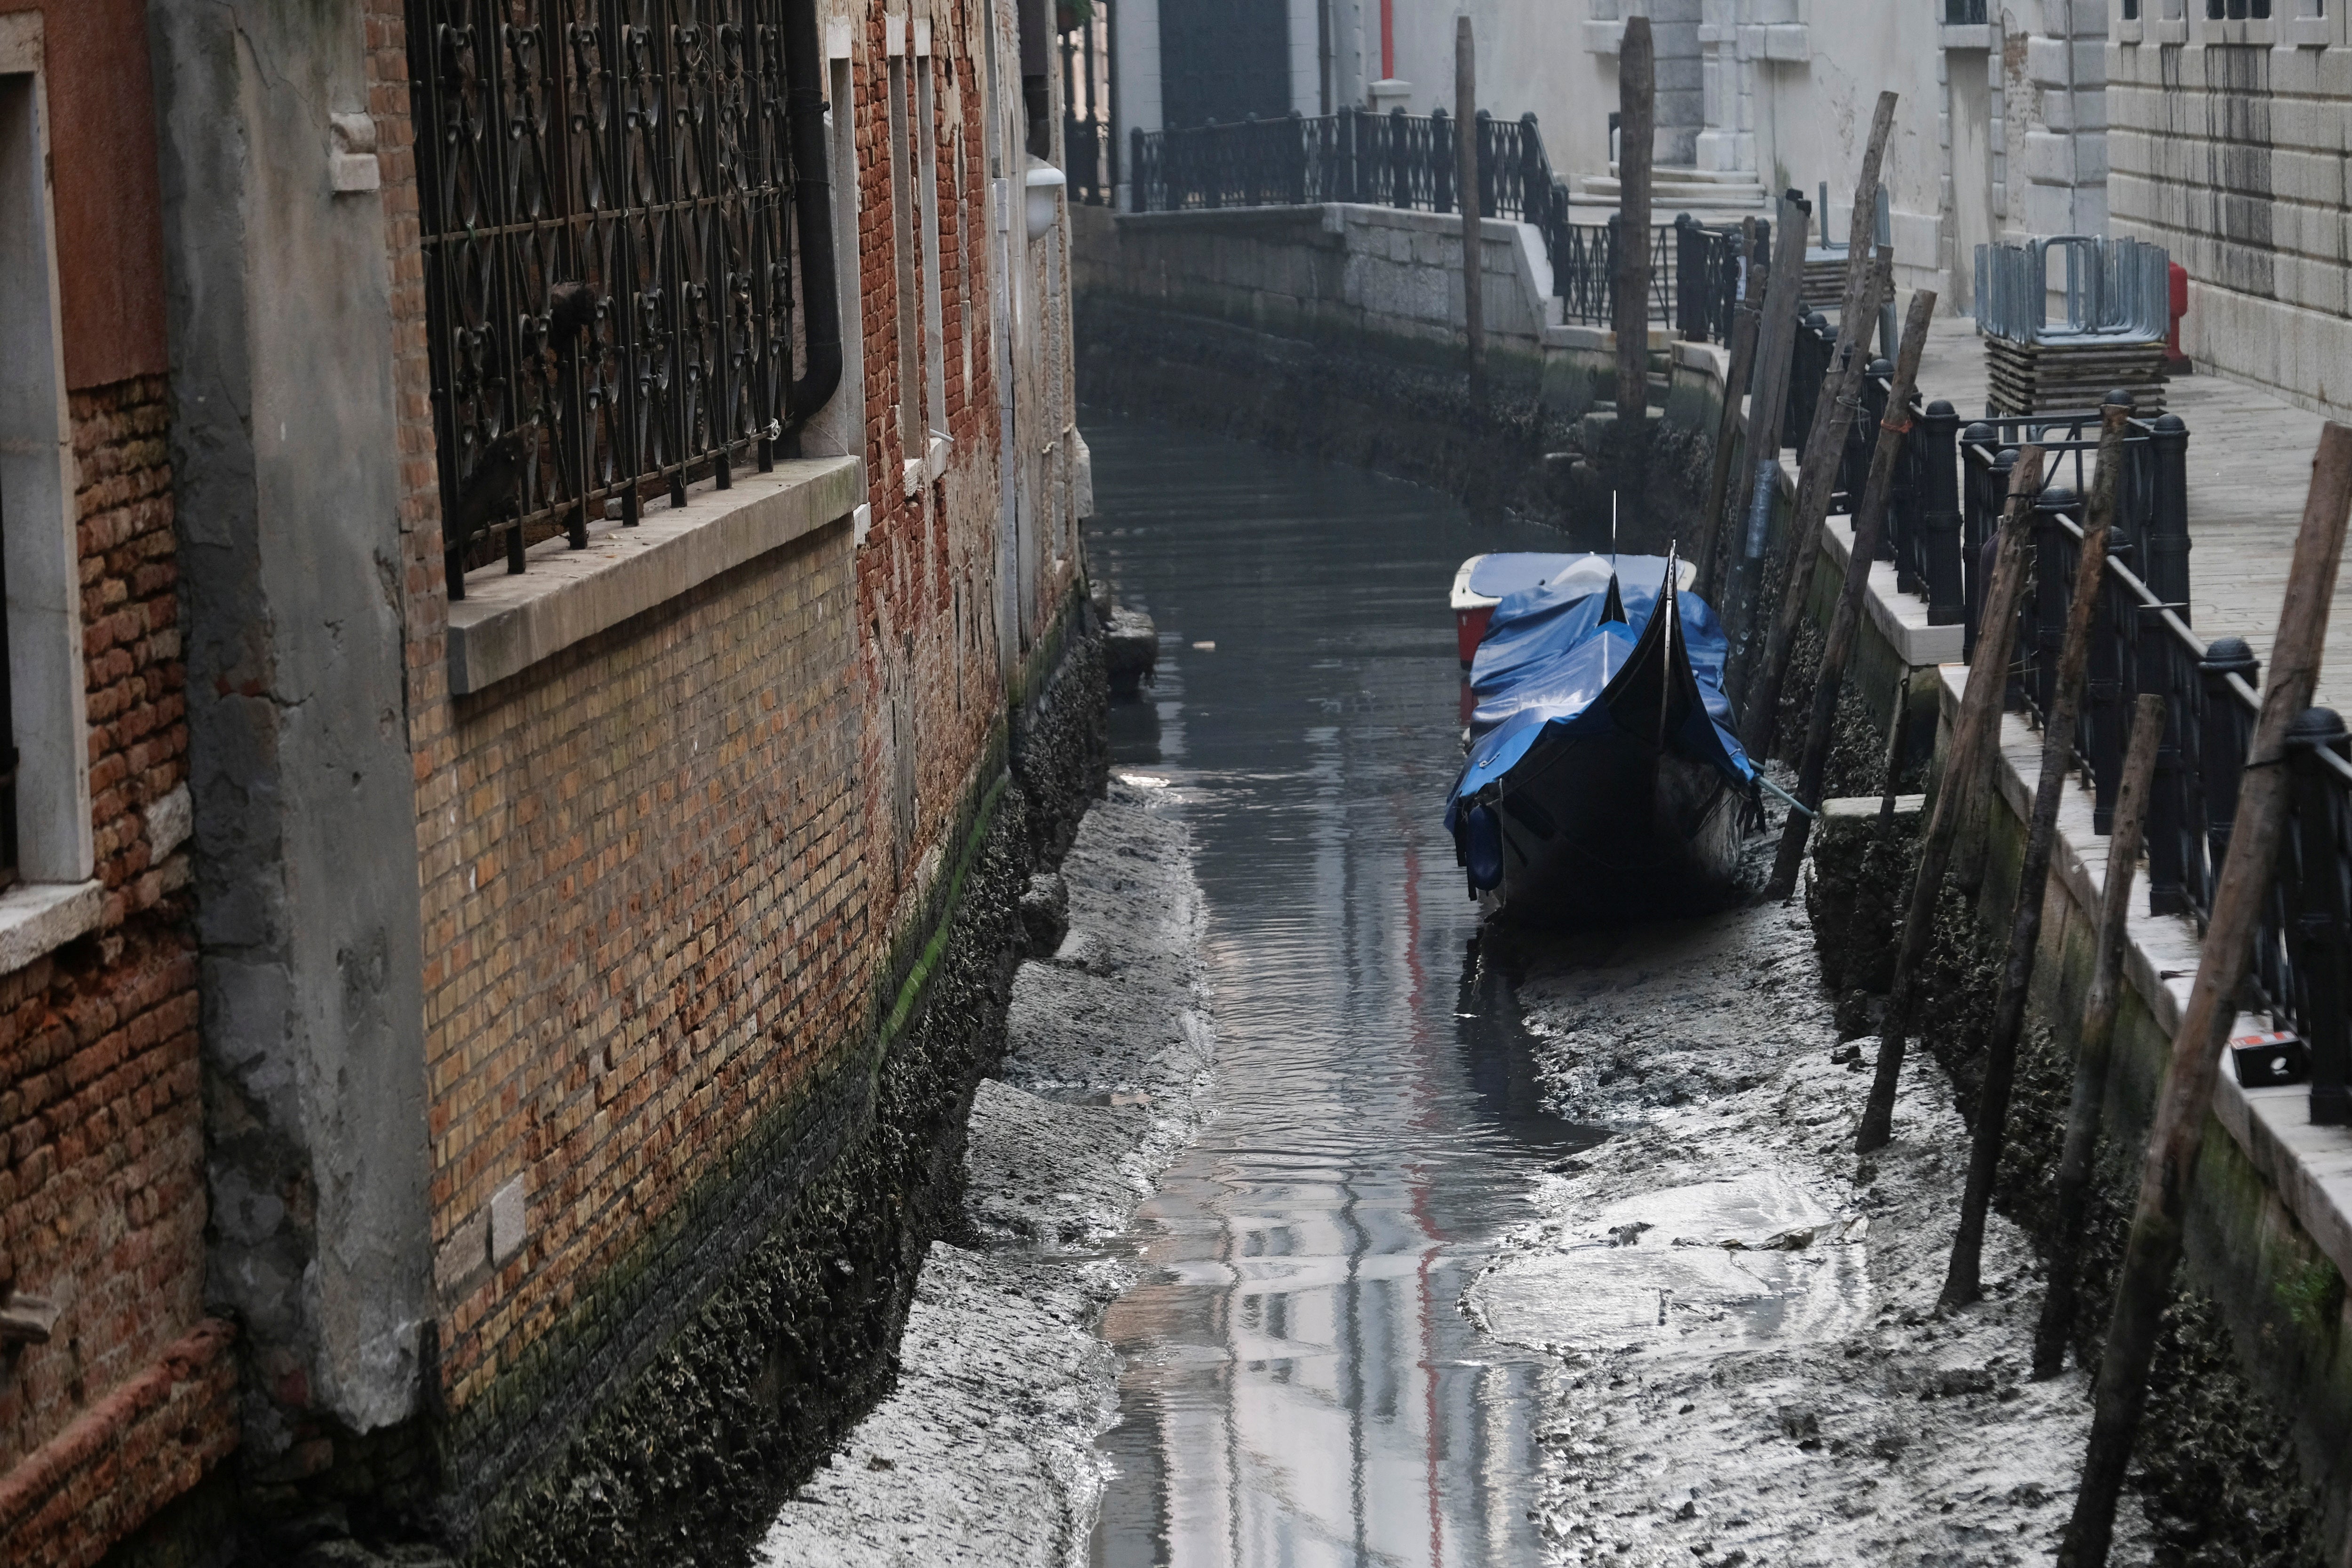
[1083,419,1607,1567]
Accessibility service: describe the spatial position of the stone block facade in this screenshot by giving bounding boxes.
[2111,30,2352,419]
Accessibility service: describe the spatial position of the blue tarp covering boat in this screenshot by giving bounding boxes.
[1445,553,1759,920]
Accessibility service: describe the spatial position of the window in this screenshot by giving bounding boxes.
[2208,0,2273,16]
[1946,0,1989,22]
[0,16,97,900]
[408,0,807,592]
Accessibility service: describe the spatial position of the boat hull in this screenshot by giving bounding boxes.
[1476,727,1746,924]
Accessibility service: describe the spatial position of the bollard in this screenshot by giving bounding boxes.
[2289,706,2352,1126]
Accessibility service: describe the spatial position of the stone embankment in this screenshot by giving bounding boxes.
[759,779,1212,1565]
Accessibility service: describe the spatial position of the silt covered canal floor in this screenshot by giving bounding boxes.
[1084,418,1602,1565]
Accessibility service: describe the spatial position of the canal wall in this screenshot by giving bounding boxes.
[1809,683,2352,1560]
[1073,202,1731,540]
[1070,202,1937,758]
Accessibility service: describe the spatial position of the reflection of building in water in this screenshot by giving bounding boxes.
[1076,454,1586,1560]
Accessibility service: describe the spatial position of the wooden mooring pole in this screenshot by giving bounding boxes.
[1741,89,1899,755]
[1765,287,1938,901]
[1692,215,1763,600]
[1856,446,2045,1154]
[2033,690,2166,1378]
[1720,195,1810,640]
[1456,16,1484,402]
[1613,16,1654,528]
[1941,402,2129,1309]
[2059,423,2352,1568]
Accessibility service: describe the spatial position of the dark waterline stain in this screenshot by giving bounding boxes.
[1086,417,1609,1567]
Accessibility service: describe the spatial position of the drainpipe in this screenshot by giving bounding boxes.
[2063,0,2080,233]
[784,0,844,433]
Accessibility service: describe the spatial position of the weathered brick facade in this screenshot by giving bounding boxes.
[0,376,224,1567]
[0,0,1089,1559]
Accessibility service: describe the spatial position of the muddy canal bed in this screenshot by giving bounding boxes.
[759,781,1214,1566]
[769,420,2161,1567]
[1475,858,2161,1566]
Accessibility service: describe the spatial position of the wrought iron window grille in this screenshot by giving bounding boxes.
[408,0,810,599]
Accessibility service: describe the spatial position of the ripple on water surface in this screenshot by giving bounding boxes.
[1085,420,1607,1568]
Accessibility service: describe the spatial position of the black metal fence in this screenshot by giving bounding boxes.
[1130,106,1562,222]
[1128,110,1750,342]
[1947,409,2351,1122]
[408,0,805,593]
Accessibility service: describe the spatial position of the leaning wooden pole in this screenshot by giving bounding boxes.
[2060,424,2352,1568]
[1721,195,1810,624]
[1940,402,2130,1309]
[1692,216,1763,600]
[1740,90,1899,752]
[1765,287,1938,900]
[1613,16,1655,527]
[1456,16,1485,401]
[1741,248,1892,752]
[1856,446,2046,1154]
[2033,690,2166,1378]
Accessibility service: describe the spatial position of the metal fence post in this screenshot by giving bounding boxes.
[1390,106,1410,208]
[2200,635,2261,893]
[1130,127,1147,211]
[2149,412,2193,621]
[1519,112,1544,224]
[1432,107,1454,214]
[1921,399,1965,625]
[1474,108,1496,216]
[2087,524,2129,831]
[2139,605,2189,915]
[1286,109,1308,204]
[2032,486,2076,717]
[2288,707,2352,1124]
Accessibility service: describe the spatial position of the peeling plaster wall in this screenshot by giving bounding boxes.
[147,0,433,1457]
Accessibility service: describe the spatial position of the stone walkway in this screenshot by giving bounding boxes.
[1908,314,2342,704]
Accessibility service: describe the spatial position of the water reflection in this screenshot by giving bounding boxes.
[1087,420,1608,1567]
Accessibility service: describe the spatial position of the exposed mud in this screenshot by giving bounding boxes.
[759,780,1211,1566]
[1466,839,2161,1566]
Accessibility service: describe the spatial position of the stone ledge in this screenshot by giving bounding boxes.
[446,455,862,695]
[0,877,105,977]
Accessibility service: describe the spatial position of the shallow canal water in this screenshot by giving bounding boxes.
[1084,420,1608,1568]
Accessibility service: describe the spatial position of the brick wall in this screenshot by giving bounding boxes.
[0,376,228,1567]
[355,0,1061,1524]
[421,532,865,1413]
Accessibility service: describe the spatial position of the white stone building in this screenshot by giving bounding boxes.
[1109,0,2118,320]
[2108,4,2352,417]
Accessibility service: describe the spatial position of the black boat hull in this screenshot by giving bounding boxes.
[1477,727,1745,923]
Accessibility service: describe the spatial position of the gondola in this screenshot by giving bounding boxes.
[1444,551,1759,923]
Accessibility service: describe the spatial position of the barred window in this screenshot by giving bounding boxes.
[407,1,810,595]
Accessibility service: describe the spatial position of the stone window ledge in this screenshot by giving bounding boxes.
[0,877,105,977]
[445,455,863,695]
[1941,22,1994,48]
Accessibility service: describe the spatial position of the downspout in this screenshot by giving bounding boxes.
[785,0,844,433]
[2063,0,2079,234]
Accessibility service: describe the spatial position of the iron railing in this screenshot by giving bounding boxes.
[1986,479,2350,1120]
[1128,111,1749,342]
[408,0,805,594]
[1129,107,1564,223]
